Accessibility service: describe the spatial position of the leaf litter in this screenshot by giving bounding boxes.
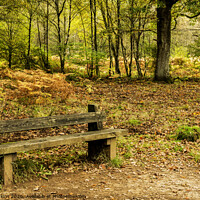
[0,69,200,199]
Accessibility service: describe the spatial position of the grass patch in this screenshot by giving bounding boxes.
[190,150,200,163]
[10,144,87,183]
[128,119,142,126]
[175,126,200,142]
[110,157,124,168]
[174,144,184,152]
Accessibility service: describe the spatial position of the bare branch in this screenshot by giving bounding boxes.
[181,12,200,19]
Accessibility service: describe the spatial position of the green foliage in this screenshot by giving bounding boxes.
[175,126,200,142]
[12,146,86,183]
[171,46,189,58]
[0,0,199,79]
[188,36,200,57]
[110,157,124,168]
[190,150,200,162]
[0,177,2,189]
[67,42,106,76]
[65,66,88,82]
[13,158,38,182]
[13,158,54,182]
[0,22,26,68]
[174,144,184,152]
[128,119,142,126]
[117,136,134,159]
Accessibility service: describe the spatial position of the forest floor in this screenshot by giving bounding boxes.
[1,161,200,200]
[0,68,200,199]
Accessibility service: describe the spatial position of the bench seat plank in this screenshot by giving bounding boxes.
[0,129,127,155]
[0,112,106,134]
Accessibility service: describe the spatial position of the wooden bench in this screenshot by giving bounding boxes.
[0,104,127,186]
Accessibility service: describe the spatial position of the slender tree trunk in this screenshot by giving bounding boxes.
[129,0,134,77]
[43,20,46,62]
[26,13,32,70]
[121,38,128,76]
[115,0,121,75]
[8,24,13,69]
[55,1,65,73]
[100,0,113,76]
[108,38,113,76]
[64,0,71,48]
[135,37,143,78]
[57,14,64,73]
[52,0,70,73]
[8,46,12,69]
[121,0,134,77]
[63,13,67,72]
[100,0,121,76]
[37,18,46,67]
[46,0,49,69]
[93,0,99,76]
[129,33,133,77]
[80,11,88,65]
[89,0,94,77]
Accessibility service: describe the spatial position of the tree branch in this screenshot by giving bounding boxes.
[59,0,67,16]
[181,12,200,19]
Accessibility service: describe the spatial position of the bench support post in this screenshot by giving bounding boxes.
[88,104,103,131]
[0,153,17,185]
[106,138,116,160]
[88,104,116,160]
[88,137,116,160]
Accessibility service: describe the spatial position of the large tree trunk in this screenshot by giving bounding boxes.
[155,4,171,81]
[155,0,178,81]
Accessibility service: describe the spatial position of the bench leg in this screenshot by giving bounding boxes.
[0,153,17,186]
[87,138,116,160]
[106,138,116,160]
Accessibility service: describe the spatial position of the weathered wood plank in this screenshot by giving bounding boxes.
[0,129,128,155]
[0,112,106,134]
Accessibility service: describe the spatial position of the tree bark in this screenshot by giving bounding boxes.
[46,0,49,70]
[53,0,69,74]
[89,0,94,77]
[155,0,178,82]
[93,0,99,76]
[100,0,113,76]
[26,13,32,70]
[115,0,121,75]
[8,46,12,69]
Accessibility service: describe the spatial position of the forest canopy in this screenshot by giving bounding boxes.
[0,0,199,81]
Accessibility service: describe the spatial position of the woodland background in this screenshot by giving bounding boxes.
[0,0,200,195]
[0,0,200,80]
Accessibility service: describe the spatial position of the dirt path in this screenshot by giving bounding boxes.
[1,163,200,200]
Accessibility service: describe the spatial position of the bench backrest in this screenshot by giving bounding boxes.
[0,108,105,134]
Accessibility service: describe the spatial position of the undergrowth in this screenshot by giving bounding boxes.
[12,144,88,183]
[0,68,74,105]
[175,126,200,142]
